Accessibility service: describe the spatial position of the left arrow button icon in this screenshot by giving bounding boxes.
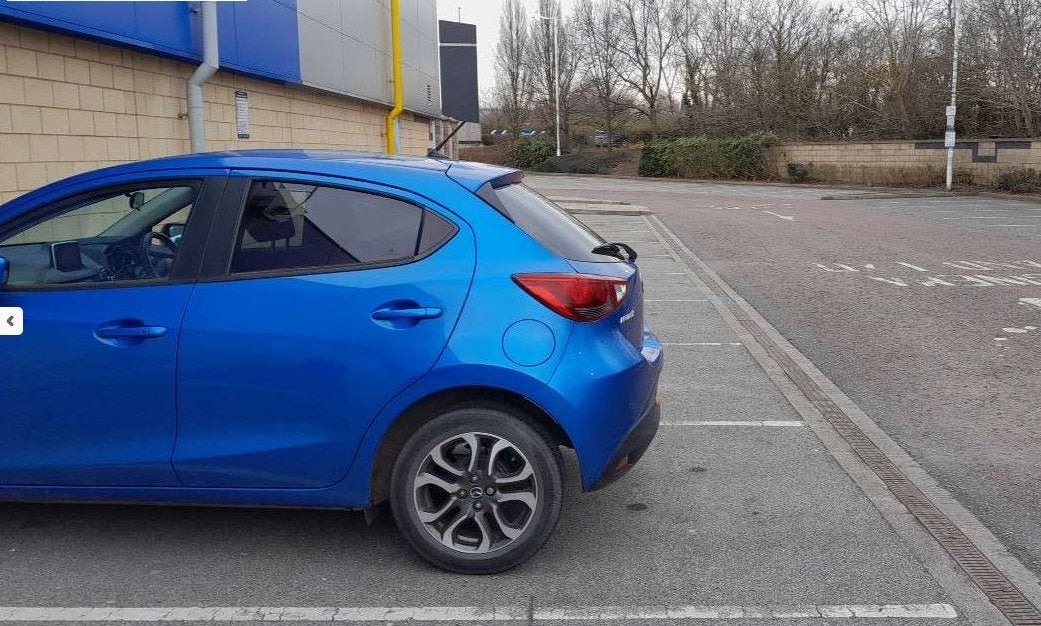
[0,307,23,335]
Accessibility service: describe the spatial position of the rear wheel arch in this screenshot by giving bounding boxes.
[369,386,573,506]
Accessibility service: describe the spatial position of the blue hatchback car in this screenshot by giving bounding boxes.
[0,151,663,574]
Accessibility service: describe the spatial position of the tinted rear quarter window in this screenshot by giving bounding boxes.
[492,184,606,262]
[231,181,455,274]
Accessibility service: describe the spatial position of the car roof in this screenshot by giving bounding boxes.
[40,149,520,191]
[96,149,452,176]
[0,150,523,217]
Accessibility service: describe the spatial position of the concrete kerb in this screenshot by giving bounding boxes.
[557,202,650,216]
[547,197,633,206]
[529,171,1041,206]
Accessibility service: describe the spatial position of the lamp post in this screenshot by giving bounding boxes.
[534,10,562,157]
[944,0,960,191]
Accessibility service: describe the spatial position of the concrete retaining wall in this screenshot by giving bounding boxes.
[767,139,1040,186]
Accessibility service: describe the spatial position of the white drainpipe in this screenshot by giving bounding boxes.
[187,1,219,153]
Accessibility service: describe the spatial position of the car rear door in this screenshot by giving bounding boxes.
[173,174,475,488]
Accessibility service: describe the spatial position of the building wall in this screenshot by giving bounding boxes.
[297,0,441,116]
[0,0,444,117]
[768,139,1040,186]
[0,22,451,202]
[0,0,302,84]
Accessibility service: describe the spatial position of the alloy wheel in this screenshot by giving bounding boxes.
[412,431,538,554]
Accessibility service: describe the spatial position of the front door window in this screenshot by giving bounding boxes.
[0,183,199,288]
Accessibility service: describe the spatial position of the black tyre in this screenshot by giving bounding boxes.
[389,404,564,574]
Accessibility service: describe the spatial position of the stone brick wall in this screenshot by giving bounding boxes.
[767,139,1041,186]
[0,22,452,202]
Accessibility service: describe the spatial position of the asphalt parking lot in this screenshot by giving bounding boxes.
[0,196,1021,625]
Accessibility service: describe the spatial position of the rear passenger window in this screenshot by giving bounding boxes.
[231,181,456,274]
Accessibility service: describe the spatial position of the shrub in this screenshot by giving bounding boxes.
[671,137,724,178]
[639,133,777,179]
[505,137,555,169]
[638,140,676,177]
[787,162,811,183]
[719,132,778,179]
[954,168,974,187]
[534,151,628,175]
[994,168,1041,194]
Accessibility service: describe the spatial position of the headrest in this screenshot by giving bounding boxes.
[244,182,301,243]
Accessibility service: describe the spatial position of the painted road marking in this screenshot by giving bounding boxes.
[662,342,743,346]
[940,216,1041,220]
[1020,298,1041,309]
[815,259,1041,288]
[645,299,710,302]
[664,420,804,427]
[762,210,795,221]
[0,604,958,622]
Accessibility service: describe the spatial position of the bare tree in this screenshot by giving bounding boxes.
[537,0,1037,141]
[574,0,629,143]
[857,0,947,136]
[526,0,582,147]
[494,0,532,135]
[966,0,1041,135]
[612,0,682,135]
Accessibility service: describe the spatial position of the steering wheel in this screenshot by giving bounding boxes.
[140,231,178,278]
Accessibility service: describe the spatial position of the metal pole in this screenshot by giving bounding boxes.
[187,1,218,153]
[552,15,561,157]
[385,0,404,154]
[944,0,960,191]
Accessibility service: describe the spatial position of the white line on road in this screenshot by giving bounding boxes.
[762,210,795,221]
[0,604,958,622]
[939,216,1037,220]
[1020,298,1041,309]
[645,299,710,302]
[662,342,743,346]
[664,420,805,427]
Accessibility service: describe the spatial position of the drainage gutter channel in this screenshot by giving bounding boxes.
[645,214,1041,626]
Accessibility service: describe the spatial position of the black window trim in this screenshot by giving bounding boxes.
[0,176,225,293]
[201,175,461,283]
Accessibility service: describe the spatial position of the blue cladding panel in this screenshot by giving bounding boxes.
[217,0,301,83]
[0,0,301,85]
[0,2,196,58]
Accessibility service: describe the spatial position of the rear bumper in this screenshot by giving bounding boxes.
[589,398,661,490]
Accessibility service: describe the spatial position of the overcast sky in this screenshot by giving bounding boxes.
[435,0,576,105]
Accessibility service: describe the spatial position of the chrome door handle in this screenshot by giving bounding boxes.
[371,307,443,321]
[96,325,168,339]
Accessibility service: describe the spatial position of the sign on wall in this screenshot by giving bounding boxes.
[235,90,250,140]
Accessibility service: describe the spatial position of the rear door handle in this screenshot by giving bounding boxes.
[371,306,443,321]
[96,325,168,339]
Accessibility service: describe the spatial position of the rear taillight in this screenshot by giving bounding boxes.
[512,273,629,322]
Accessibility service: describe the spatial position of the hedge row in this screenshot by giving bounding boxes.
[638,133,778,179]
[505,138,556,169]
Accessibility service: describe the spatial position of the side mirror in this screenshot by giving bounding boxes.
[161,223,185,242]
[0,256,8,287]
[128,191,145,210]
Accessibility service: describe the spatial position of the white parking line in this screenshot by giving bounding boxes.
[645,299,710,303]
[941,215,1020,220]
[663,420,804,427]
[762,210,795,221]
[0,604,958,621]
[662,342,743,346]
